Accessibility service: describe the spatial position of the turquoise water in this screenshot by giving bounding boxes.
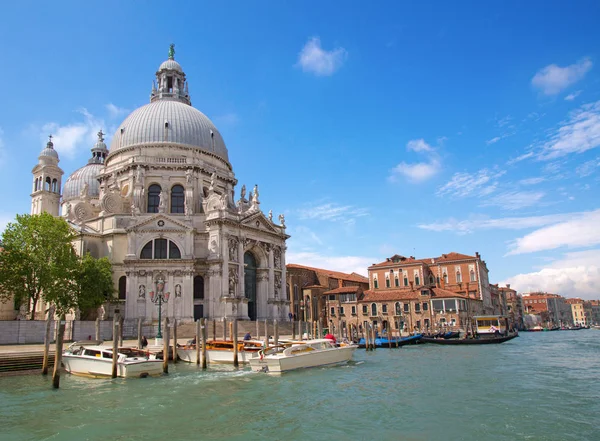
[1,331,599,441]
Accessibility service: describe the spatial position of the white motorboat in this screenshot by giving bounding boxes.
[62,344,163,378]
[176,339,264,364]
[248,339,357,373]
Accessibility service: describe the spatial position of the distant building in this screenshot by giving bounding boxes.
[522,292,569,327]
[565,298,587,326]
[499,284,523,329]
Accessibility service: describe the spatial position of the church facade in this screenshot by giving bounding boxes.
[30,46,290,323]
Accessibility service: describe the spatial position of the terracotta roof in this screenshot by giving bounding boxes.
[303,285,328,289]
[286,263,368,283]
[323,286,362,295]
[369,251,477,269]
[431,287,470,299]
[360,289,421,302]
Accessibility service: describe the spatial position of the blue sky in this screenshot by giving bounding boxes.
[1,1,599,299]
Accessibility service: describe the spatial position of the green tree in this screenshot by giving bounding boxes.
[0,213,78,319]
[74,253,114,316]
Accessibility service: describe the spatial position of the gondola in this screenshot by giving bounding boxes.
[421,333,518,345]
[357,333,422,348]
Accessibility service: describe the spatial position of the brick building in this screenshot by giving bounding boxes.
[500,284,524,329]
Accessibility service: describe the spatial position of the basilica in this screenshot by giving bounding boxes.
[30,46,290,323]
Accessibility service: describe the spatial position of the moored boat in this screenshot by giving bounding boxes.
[62,344,162,378]
[357,334,422,348]
[249,339,357,373]
[421,333,518,345]
[176,339,264,364]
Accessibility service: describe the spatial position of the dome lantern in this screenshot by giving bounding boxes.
[150,43,191,106]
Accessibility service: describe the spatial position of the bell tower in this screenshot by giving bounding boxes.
[31,135,64,216]
[150,44,191,105]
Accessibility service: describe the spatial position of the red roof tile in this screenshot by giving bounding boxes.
[323,286,362,295]
[286,263,368,283]
[369,251,478,269]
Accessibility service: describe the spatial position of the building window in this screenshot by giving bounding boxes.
[118,276,126,300]
[382,304,388,314]
[470,270,476,282]
[193,276,204,299]
[140,239,182,259]
[351,306,356,315]
[429,275,435,284]
[456,271,462,283]
[373,277,378,289]
[371,303,377,316]
[330,307,335,316]
[415,303,421,312]
[171,185,184,213]
[443,272,448,283]
[340,306,345,315]
[424,318,430,329]
[404,303,410,313]
[395,302,401,315]
[362,305,368,314]
[404,276,408,286]
[147,184,161,213]
[423,302,428,311]
[395,277,399,287]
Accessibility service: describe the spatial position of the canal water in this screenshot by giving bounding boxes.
[1,330,598,441]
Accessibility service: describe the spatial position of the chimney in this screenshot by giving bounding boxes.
[506,283,511,289]
[338,279,343,289]
[409,281,414,290]
[475,252,480,259]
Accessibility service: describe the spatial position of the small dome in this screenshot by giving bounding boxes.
[158,59,182,72]
[39,147,59,159]
[109,100,228,162]
[63,163,104,200]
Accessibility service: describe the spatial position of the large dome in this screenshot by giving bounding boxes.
[109,100,229,162]
[63,163,104,201]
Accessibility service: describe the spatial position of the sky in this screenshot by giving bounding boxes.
[1,1,599,299]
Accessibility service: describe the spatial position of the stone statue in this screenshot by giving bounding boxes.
[210,171,217,190]
[184,188,194,216]
[278,213,286,227]
[175,284,182,297]
[240,184,246,200]
[268,210,273,222]
[80,182,89,198]
[228,238,238,262]
[64,202,71,217]
[252,184,259,203]
[185,168,193,184]
[158,189,166,213]
[97,305,106,321]
[168,43,175,60]
[135,166,143,183]
[138,285,146,298]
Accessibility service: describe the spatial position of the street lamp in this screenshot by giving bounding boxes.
[149,277,170,339]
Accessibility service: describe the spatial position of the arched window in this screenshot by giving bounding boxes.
[45,177,51,191]
[140,239,182,259]
[429,275,435,284]
[171,185,184,213]
[443,272,448,284]
[34,178,38,191]
[415,275,420,286]
[395,302,402,316]
[470,270,476,282]
[118,276,126,300]
[371,303,377,316]
[456,271,462,283]
[147,184,161,213]
[52,179,58,192]
[404,275,409,286]
[193,276,204,299]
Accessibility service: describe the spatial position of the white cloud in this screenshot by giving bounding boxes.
[105,103,129,119]
[296,37,347,76]
[389,159,440,183]
[539,100,600,160]
[437,168,505,198]
[40,108,107,158]
[418,212,578,234]
[486,136,501,145]
[406,139,434,153]
[507,209,600,255]
[502,249,600,300]
[389,139,441,183]
[214,113,239,126]
[507,152,534,165]
[531,57,592,95]
[576,156,600,177]
[518,177,546,185]
[286,251,374,277]
[564,90,582,101]
[480,191,545,210]
[297,202,369,224]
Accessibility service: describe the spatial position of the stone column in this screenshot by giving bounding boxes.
[238,239,244,298]
[268,247,274,301]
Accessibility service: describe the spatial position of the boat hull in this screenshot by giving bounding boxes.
[421,333,518,345]
[176,348,258,364]
[249,345,357,373]
[357,334,422,348]
[62,355,163,378]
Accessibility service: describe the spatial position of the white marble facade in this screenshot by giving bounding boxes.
[31,46,289,323]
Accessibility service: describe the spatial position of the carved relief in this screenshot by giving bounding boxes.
[138,284,146,298]
[228,236,239,262]
[73,202,93,223]
[274,273,282,298]
[101,193,122,214]
[175,284,182,297]
[228,267,238,296]
[273,246,282,269]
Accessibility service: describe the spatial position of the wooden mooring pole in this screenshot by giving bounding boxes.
[112,315,119,379]
[137,318,143,349]
[264,320,268,345]
[195,320,201,365]
[42,311,53,375]
[52,317,65,388]
[233,319,239,367]
[172,319,178,364]
[95,317,100,341]
[163,317,169,374]
[256,320,260,340]
[274,319,279,347]
[201,318,207,369]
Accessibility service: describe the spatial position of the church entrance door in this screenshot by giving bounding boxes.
[194,304,203,321]
[244,252,257,320]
